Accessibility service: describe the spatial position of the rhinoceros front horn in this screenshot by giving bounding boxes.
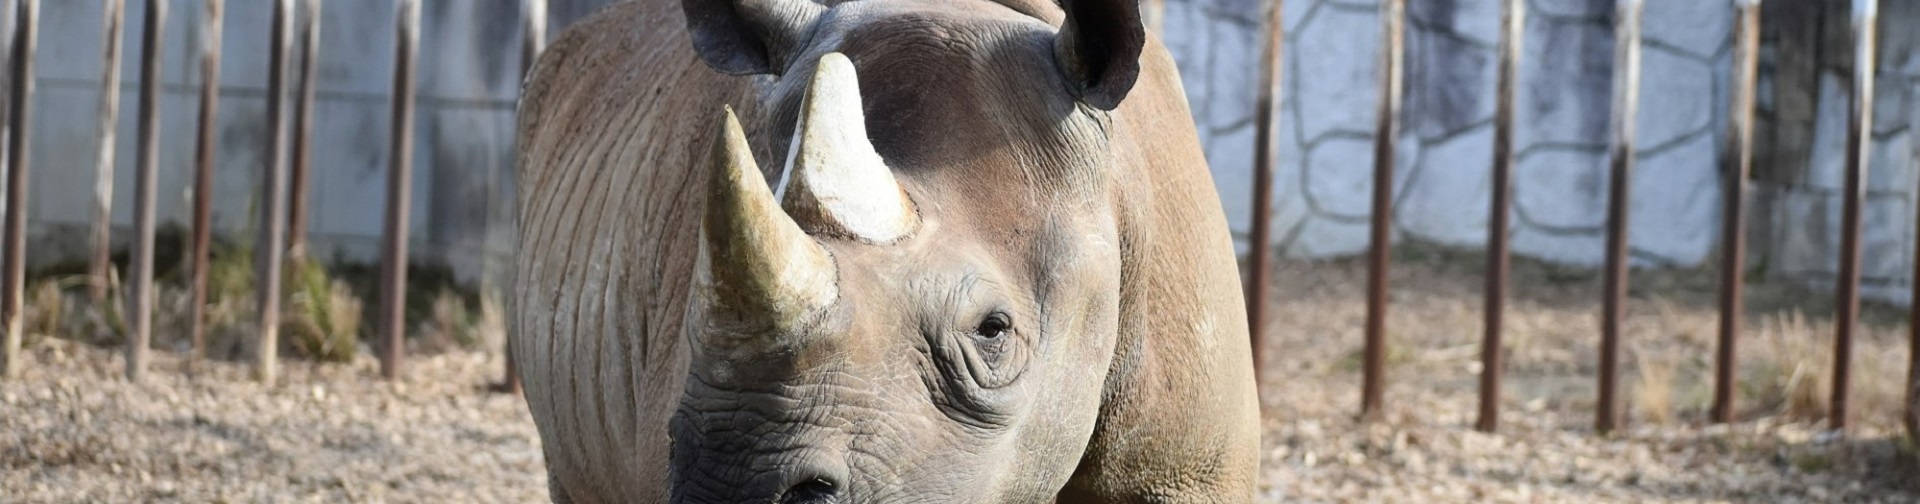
[780,52,919,243]
[701,107,837,340]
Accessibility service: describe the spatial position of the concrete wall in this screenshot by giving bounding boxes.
[1166,0,1920,306]
[1753,0,1920,305]
[19,0,546,286]
[1164,0,1734,267]
[17,0,1920,303]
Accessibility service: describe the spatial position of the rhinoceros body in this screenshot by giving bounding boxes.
[513,0,1259,501]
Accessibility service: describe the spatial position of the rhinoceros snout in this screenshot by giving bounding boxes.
[776,474,841,504]
[670,463,843,504]
[669,434,849,504]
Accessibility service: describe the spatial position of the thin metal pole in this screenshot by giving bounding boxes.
[378,0,419,381]
[0,1,10,365]
[1712,0,1762,425]
[285,0,318,262]
[0,0,9,271]
[89,0,126,303]
[1908,0,1920,421]
[255,0,293,385]
[126,0,162,382]
[503,0,546,395]
[1140,0,1160,34]
[1359,0,1403,423]
[1913,285,1920,438]
[1246,0,1282,385]
[0,0,35,380]
[188,0,222,363]
[1476,0,1523,434]
[523,0,547,81]
[1597,0,1644,436]
[1832,0,1876,431]
[1907,0,1920,433]
[1912,175,1920,442]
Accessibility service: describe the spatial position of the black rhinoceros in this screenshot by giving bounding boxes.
[513,0,1260,501]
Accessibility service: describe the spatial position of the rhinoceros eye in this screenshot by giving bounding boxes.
[973,312,1012,340]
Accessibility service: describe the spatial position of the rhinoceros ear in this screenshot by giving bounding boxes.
[682,0,825,75]
[1053,0,1145,110]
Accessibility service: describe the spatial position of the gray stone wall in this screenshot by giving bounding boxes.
[19,0,546,285]
[1165,0,1920,306]
[17,0,1920,303]
[1755,0,1920,305]
[1164,0,1736,268]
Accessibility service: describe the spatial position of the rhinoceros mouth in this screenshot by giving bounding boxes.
[666,399,854,504]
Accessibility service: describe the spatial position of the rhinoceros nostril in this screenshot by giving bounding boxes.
[780,476,838,504]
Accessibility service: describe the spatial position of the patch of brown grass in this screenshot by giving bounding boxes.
[476,291,505,352]
[1631,343,1677,424]
[283,260,362,362]
[419,290,480,354]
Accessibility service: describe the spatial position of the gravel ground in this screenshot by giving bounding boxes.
[4,254,1918,502]
[1254,252,1920,503]
[1,342,546,503]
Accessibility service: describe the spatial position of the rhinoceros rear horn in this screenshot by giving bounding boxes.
[701,107,838,338]
[780,53,919,243]
[1054,0,1145,110]
[682,0,824,75]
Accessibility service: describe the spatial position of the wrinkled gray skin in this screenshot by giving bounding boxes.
[513,0,1259,502]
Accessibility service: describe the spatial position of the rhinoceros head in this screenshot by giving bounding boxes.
[675,0,1148,502]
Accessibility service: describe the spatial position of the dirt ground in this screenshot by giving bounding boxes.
[1,344,546,502]
[4,253,1919,502]
[1255,250,1920,503]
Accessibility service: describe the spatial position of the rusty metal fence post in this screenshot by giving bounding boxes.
[255,0,293,385]
[1904,151,1920,440]
[1245,0,1282,389]
[89,0,125,303]
[286,0,319,262]
[1832,0,1877,431]
[0,0,35,380]
[1908,0,1920,438]
[0,0,13,378]
[1359,0,1403,423]
[1476,0,1523,434]
[0,0,9,270]
[126,0,163,381]
[188,0,222,364]
[1712,0,1762,425]
[1596,0,1643,436]
[503,0,547,395]
[0,0,8,230]
[378,0,420,381]
[1904,0,1920,434]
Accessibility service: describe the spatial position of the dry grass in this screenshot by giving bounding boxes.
[1630,343,1678,424]
[418,290,485,354]
[21,242,378,364]
[199,241,259,360]
[282,260,363,362]
[475,292,506,353]
[22,272,126,349]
